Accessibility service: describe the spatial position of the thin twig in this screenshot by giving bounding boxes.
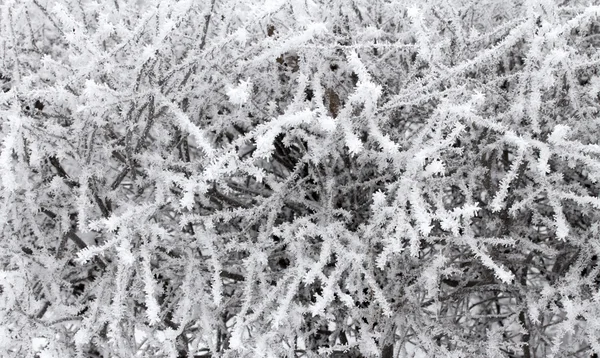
[40,208,107,269]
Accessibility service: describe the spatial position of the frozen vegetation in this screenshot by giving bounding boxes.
[1,0,600,357]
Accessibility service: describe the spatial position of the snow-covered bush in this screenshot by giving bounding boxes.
[1,0,600,357]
